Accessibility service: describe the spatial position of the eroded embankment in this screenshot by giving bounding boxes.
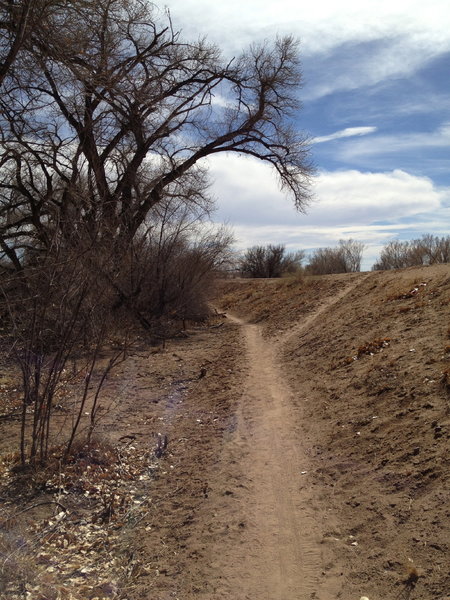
[218,266,450,600]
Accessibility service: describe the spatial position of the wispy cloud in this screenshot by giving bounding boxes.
[337,122,450,161]
[164,0,450,95]
[164,0,450,53]
[313,126,377,144]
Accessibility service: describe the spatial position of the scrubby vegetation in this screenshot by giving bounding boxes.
[0,0,313,469]
[372,234,450,270]
[239,244,304,278]
[305,239,365,275]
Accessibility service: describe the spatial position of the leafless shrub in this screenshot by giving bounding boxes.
[306,239,365,275]
[240,244,304,278]
[372,235,450,270]
[105,200,235,327]
[1,233,129,468]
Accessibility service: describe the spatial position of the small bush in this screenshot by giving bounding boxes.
[357,338,391,357]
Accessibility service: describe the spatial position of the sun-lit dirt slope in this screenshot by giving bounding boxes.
[219,265,450,600]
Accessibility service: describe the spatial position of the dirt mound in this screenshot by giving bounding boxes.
[220,265,450,599]
[1,265,449,599]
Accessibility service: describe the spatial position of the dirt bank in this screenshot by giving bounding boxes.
[1,265,449,599]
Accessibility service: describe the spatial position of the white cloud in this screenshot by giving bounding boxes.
[163,0,450,52]
[313,127,377,144]
[205,154,449,268]
[207,154,444,226]
[163,0,450,97]
[311,169,443,224]
[338,123,450,161]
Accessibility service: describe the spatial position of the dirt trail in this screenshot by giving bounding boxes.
[277,272,370,346]
[3,268,447,599]
[211,265,450,600]
[214,315,320,599]
[202,277,374,599]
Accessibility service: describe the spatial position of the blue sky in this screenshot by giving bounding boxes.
[162,0,449,269]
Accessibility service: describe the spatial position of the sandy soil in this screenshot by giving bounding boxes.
[1,264,449,600]
[219,264,450,600]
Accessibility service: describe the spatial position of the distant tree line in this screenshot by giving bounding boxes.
[372,235,450,270]
[239,244,304,278]
[239,239,364,277]
[305,239,365,275]
[239,234,450,279]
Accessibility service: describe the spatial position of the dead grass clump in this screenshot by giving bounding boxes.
[357,338,391,357]
[343,338,391,365]
[441,369,450,393]
[387,281,427,301]
[401,561,424,589]
[3,438,117,503]
[64,438,116,468]
[0,523,38,598]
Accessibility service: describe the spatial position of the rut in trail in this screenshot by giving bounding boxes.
[211,316,321,600]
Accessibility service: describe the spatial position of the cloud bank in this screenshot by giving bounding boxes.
[206,154,449,268]
[163,0,450,98]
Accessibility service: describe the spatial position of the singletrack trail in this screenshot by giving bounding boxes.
[204,279,371,599]
[222,318,320,599]
[277,273,371,346]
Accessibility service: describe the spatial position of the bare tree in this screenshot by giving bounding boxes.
[372,235,450,270]
[0,0,33,85]
[0,0,313,269]
[0,1,313,468]
[338,239,365,272]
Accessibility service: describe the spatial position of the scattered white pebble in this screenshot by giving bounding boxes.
[360,597,370,600]
[300,471,308,474]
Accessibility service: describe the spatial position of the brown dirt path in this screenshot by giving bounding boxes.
[198,277,366,600]
[208,315,321,599]
[214,265,450,600]
[2,267,448,599]
[277,273,371,346]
